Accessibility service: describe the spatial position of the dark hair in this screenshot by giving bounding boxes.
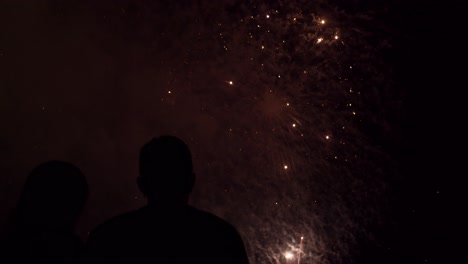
[138,135,194,200]
[12,160,88,230]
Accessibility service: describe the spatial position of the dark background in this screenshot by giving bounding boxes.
[1,0,466,263]
[392,0,466,263]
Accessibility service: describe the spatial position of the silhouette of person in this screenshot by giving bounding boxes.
[84,135,249,263]
[2,160,88,261]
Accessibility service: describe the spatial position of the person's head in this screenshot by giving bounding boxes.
[137,135,195,205]
[13,160,88,231]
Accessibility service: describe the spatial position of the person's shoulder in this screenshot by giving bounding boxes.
[88,209,142,238]
[189,207,242,236]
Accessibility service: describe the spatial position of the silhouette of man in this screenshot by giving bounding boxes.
[84,135,249,263]
[2,160,88,261]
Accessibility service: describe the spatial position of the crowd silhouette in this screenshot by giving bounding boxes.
[2,135,249,263]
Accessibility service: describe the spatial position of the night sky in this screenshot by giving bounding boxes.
[1,1,465,263]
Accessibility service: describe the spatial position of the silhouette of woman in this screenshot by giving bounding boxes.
[3,160,88,261]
